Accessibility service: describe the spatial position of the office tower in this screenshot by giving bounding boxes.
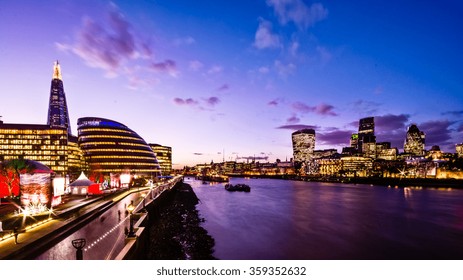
[292,129,316,163]
[350,133,358,148]
[47,61,72,135]
[358,117,374,135]
[357,117,376,157]
[149,144,172,175]
[457,143,463,158]
[403,124,425,156]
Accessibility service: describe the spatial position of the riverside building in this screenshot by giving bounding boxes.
[149,144,172,175]
[292,129,316,163]
[404,124,426,156]
[77,117,161,177]
[0,62,82,175]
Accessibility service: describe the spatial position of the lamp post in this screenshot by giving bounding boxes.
[126,201,135,237]
[72,238,86,260]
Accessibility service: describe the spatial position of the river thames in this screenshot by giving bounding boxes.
[188,177,463,260]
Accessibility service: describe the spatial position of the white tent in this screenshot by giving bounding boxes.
[69,172,95,195]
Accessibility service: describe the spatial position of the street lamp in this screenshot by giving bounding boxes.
[126,201,135,237]
[72,238,86,260]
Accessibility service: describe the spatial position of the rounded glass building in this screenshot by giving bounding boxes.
[77,117,161,177]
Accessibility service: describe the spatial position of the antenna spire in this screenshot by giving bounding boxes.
[53,60,62,80]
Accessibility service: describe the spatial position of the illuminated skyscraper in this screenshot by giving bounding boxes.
[149,144,172,175]
[358,117,375,135]
[456,143,463,158]
[47,61,72,135]
[404,124,425,156]
[357,117,376,157]
[292,129,315,163]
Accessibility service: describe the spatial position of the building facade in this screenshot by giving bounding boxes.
[456,143,463,158]
[149,144,172,175]
[47,61,72,135]
[0,123,69,173]
[78,117,161,177]
[404,124,425,156]
[292,129,316,163]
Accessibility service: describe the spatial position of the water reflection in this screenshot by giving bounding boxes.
[192,178,463,260]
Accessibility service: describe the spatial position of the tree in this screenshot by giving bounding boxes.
[0,159,35,198]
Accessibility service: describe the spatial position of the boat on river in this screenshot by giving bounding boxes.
[224,183,251,192]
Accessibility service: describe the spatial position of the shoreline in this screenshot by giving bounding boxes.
[146,182,215,260]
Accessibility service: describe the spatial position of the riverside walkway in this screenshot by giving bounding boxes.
[0,175,183,260]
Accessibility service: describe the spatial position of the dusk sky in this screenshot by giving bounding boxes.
[1,0,462,168]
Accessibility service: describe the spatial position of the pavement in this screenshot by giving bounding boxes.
[0,190,127,260]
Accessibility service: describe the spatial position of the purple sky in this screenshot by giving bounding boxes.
[1,1,462,168]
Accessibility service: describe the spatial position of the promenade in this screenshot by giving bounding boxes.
[0,176,183,260]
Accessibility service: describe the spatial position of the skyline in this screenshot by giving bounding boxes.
[1,1,462,168]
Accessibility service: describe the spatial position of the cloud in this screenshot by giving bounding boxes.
[268,99,279,106]
[173,96,220,109]
[208,65,223,74]
[292,102,338,116]
[371,114,410,149]
[173,36,195,46]
[458,123,463,133]
[253,18,281,49]
[217,84,229,91]
[318,129,353,146]
[204,96,220,106]
[189,60,204,71]
[442,110,463,117]
[266,0,328,29]
[276,124,318,130]
[286,115,300,124]
[150,60,177,76]
[419,120,455,149]
[352,100,381,116]
[274,60,296,77]
[56,4,176,88]
[314,103,337,116]
[259,66,270,74]
[316,46,332,64]
[173,97,199,106]
[375,114,410,131]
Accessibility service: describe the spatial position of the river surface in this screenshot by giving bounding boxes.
[188,177,463,260]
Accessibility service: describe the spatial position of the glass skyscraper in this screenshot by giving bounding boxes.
[292,129,316,163]
[47,61,72,135]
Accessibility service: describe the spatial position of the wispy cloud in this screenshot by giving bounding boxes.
[56,3,176,88]
[276,124,318,130]
[375,114,410,131]
[173,36,195,46]
[419,120,455,149]
[318,129,353,146]
[316,46,332,64]
[173,97,199,106]
[286,115,300,124]
[292,101,338,116]
[266,0,328,29]
[150,60,177,77]
[274,60,296,77]
[442,110,463,117]
[253,18,281,49]
[189,60,204,71]
[352,100,382,116]
[173,96,221,109]
[207,65,223,74]
[217,84,230,91]
[204,96,220,106]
